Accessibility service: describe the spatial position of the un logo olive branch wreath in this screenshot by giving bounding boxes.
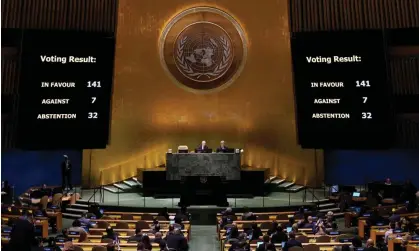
[176,35,232,79]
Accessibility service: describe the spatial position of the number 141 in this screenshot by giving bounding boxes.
[356,80,370,87]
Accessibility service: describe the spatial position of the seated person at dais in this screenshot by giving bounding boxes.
[216,140,230,153]
[195,140,210,153]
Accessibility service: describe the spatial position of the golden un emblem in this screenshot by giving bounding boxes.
[159,7,248,93]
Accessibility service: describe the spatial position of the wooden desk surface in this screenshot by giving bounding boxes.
[90,219,191,232]
[358,213,419,238]
[62,242,160,251]
[1,211,62,232]
[91,228,187,234]
[68,232,189,243]
[217,211,296,216]
[388,238,419,251]
[104,211,176,216]
[1,220,48,238]
[224,242,350,251]
[140,167,270,172]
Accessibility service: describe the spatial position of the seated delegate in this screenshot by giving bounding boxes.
[195,140,210,153]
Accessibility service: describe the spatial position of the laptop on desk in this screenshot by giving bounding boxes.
[352,192,361,197]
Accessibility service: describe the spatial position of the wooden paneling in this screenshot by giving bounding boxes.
[1,0,117,32]
[1,56,19,149]
[289,0,419,32]
[396,115,419,148]
[389,57,419,95]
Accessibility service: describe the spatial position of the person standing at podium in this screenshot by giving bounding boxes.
[195,140,209,153]
[216,140,229,153]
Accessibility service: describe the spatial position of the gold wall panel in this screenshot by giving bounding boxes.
[82,0,324,188]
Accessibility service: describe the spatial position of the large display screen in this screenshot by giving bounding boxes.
[17,30,115,149]
[291,30,392,149]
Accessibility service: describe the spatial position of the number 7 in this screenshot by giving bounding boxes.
[362,97,367,103]
[91,97,96,103]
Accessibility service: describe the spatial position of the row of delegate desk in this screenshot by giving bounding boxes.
[2,210,192,251]
[1,208,63,239]
[65,211,191,250]
[354,209,419,251]
[216,211,355,251]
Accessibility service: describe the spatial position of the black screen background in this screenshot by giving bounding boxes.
[291,30,392,149]
[17,30,115,149]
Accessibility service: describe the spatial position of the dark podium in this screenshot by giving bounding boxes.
[166,153,241,206]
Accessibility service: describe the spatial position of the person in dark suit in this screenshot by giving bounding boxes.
[195,141,209,153]
[166,229,188,251]
[127,228,143,243]
[152,232,164,245]
[271,226,288,244]
[8,213,35,251]
[216,140,229,153]
[364,239,378,251]
[249,223,263,241]
[40,184,52,197]
[61,155,72,190]
[256,235,276,251]
[283,232,302,251]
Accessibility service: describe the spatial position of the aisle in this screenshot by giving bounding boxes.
[188,225,219,251]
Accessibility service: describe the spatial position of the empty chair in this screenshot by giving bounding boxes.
[242,223,252,230]
[115,222,129,229]
[121,214,133,220]
[9,207,20,215]
[289,246,304,251]
[257,215,269,220]
[125,230,135,236]
[40,196,49,210]
[259,222,273,230]
[89,230,104,236]
[316,235,331,243]
[101,238,113,243]
[296,235,309,243]
[276,214,288,220]
[156,216,167,221]
[96,221,109,229]
[303,244,320,251]
[141,214,154,220]
[51,193,63,208]
[136,220,150,230]
[73,246,84,251]
[92,246,107,251]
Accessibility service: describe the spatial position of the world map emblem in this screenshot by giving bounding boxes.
[159,7,248,93]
